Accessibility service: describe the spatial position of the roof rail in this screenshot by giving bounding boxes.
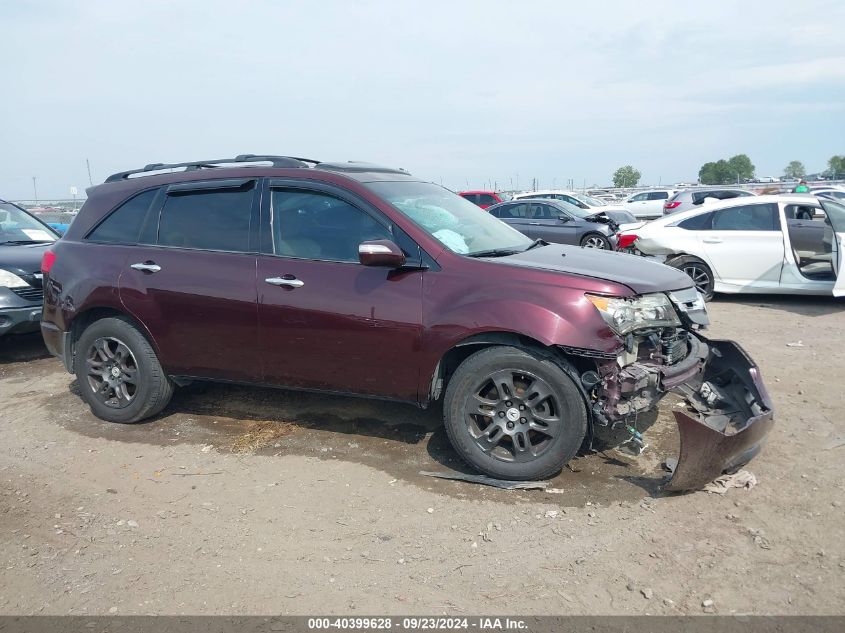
[104,154,321,183]
[316,161,410,176]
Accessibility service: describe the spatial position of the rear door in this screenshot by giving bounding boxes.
[625,192,650,217]
[821,199,845,296]
[698,202,784,287]
[644,191,670,217]
[119,178,261,381]
[490,202,536,237]
[255,180,425,400]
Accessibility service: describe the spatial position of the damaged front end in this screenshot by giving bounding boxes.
[582,288,774,491]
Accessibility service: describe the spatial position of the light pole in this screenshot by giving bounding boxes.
[32,177,38,205]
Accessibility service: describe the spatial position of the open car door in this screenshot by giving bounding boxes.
[821,199,845,296]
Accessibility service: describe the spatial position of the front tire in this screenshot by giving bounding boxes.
[73,316,174,424]
[667,255,715,301]
[443,346,587,480]
[581,233,611,249]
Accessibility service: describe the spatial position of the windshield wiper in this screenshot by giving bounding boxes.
[523,239,547,251]
[0,240,54,246]
[466,248,523,258]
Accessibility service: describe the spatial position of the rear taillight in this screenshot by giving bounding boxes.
[41,250,56,275]
[663,201,681,210]
[617,234,638,249]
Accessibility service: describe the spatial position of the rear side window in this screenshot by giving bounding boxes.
[158,183,255,252]
[478,194,498,206]
[648,191,669,200]
[460,193,479,204]
[678,212,714,230]
[496,203,530,218]
[711,203,780,231]
[87,189,158,244]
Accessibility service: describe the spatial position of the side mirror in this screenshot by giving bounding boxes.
[558,216,571,223]
[358,239,406,268]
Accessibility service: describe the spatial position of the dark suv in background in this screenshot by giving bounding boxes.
[1,199,59,337]
[40,155,773,490]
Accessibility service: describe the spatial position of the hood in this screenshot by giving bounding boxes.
[0,242,53,284]
[484,243,694,294]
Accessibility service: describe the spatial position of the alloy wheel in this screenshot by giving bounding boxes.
[583,236,607,249]
[683,264,711,296]
[464,369,561,463]
[85,337,139,409]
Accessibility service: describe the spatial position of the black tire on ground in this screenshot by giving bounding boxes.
[580,233,611,249]
[442,346,588,481]
[73,316,174,424]
[667,255,715,301]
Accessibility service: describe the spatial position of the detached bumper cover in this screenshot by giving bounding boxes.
[665,338,774,491]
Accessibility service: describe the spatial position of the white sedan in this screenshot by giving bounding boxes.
[619,194,845,300]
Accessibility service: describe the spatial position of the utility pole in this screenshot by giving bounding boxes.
[32,177,38,205]
[86,159,93,186]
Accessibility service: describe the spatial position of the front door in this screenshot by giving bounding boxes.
[821,199,845,296]
[119,179,261,382]
[698,202,785,287]
[525,203,579,245]
[256,181,425,401]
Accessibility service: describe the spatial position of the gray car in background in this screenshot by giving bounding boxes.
[486,198,621,249]
[663,188,756,215]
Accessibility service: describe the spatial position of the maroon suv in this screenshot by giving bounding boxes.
[40,155,773,490]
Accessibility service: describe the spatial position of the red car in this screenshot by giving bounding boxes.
[458,190,509,209]
[40,154,773,489]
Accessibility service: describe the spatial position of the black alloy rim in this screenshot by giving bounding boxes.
[464,369,561,463]
[85,337,139,409]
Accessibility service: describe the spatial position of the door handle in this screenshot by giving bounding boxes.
[130,262,161,273]
[265,276,304,288]
[702,238,723,244]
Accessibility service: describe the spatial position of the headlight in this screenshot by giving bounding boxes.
[0,269,29,289]
[586,292,681,335]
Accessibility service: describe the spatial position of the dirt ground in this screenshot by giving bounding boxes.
[1,295,843,616]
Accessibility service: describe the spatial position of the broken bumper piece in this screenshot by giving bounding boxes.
[665,338,774,492]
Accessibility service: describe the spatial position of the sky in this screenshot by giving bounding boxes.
[2,0,844,200]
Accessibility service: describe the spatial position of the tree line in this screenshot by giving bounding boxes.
[610,154,844,188]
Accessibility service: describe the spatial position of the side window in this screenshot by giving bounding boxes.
[711,203,780,231]
[648,192,669,200]
[530,204,555,220]
[271,189,391,262]
[477,194,498,206]
[497,203,529,218]
[158,183,255,252]
[460,193,479,205]
[785,204,819,221]
[630,193,647,202]
[87,189,158,244]
[561,195,586,208]
[678,212,714,230]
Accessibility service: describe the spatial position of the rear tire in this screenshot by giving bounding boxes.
[580,233,611,249]
[667,255,715,301]
[443,346,587,480]
[73,316,174,424]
